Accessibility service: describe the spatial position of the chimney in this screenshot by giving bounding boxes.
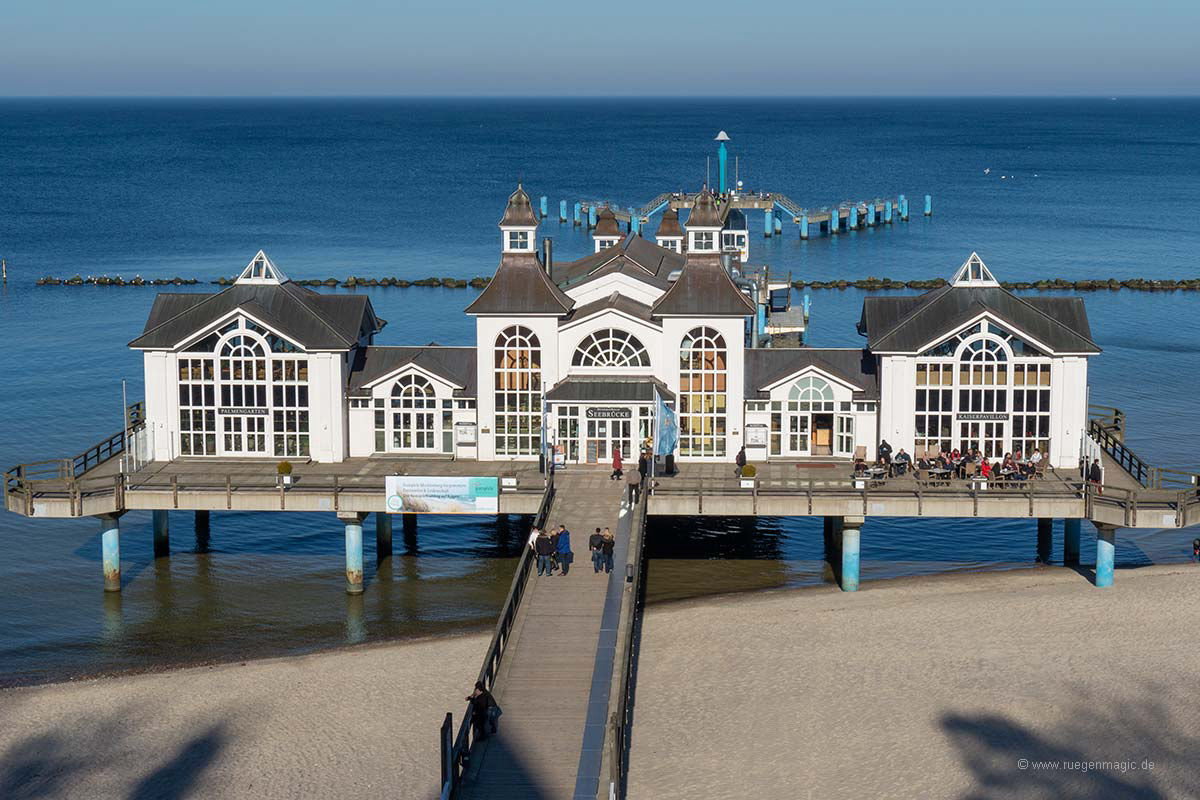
[720,253,734,273]
[542,237,553,278]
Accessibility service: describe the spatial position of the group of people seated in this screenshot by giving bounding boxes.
[853,440,1046,482]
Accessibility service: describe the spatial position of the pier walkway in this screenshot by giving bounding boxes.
[449,470,644,800]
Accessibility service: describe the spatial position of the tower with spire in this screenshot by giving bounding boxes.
[654,207,684,253]
[499,183,539,255]
[685,187,722,256]
[592,205,622,253]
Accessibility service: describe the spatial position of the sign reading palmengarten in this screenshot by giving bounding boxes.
[384,476,500,514]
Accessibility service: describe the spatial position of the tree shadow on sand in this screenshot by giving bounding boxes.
[0,700,227,800]
[941,681,1199,799]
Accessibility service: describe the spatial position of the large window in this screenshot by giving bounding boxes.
[391,374,437,450]
[572,328,651,368]
[1012,364,1051,459]
[178,357,216,455]
[915,363,954,454]
[679,327,726,458]
[495,326,542,456]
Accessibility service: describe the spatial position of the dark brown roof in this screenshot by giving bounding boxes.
[348,346,477,396]
[554,235,684,290]
[650,260,755,317]
[499,184,539,228]
[465,252,575,316]
[561,291,658,327]
[130,282,383,350]
[744,349,879,400]
[655,207,683,238]
[687,188,722,228]
[545,375,674,403]
[858,285,1100,353]
[593,206,621,238]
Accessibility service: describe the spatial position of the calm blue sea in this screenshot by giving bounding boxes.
[1,98,1198,686]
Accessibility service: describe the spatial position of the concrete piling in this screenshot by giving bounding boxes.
[924,194,932,216]
[376,511,393,562]
[849,205,859,229]
[866,203,875,226]
[841,517,862,592]
[774,215,782,235]
[573,202,581,226]
[341,513,365,594]
[559,199,567,223]
[588,205,597,230]
[153,509,169,558]
[830,209,840,234]
[1063,518,1081,565]
[539,195,548,219]
[763,209,773,238]
[1095,524,1116,587]
[800,214,809,239]
[885,201,893,224]
[100,514,121,592]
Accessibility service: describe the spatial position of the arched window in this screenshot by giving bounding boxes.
[678,327,727,458]
[390,374,437,449]
[495,326,542,456]
[788,376,834,412]
[571,328,651,368]
[218,334,268,453]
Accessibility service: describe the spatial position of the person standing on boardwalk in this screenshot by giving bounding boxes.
[625,465,642,505]
[1088,458,1103,494]
[589,527,604,573]
[637,450,648,480]
[600,528,615,574]
[735,445,747,477]
[534,528,555,576]
[555,524,572,575]
[466,681,494,741]
[610,447,623,481]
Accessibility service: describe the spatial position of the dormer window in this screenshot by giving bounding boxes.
[235,250,287,285]
[507,230,531,251]
[692,231,715,251]
[951,252,999,287]
[658,239,680,253]
[598,239,616,251]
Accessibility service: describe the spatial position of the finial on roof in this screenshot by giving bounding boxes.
[714,130,730,141]
[499,183,539,228]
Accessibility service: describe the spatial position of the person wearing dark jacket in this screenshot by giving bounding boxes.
[624,467,642,505]
[466,681,494,740]
[534,529,555,576]
[735,446,747,477]
[554,524,572,575]
[878,439,893,467]
[637,452,648,479]
[1088,458,1103,494]
[589,527,605,573]
[600,528,615,574]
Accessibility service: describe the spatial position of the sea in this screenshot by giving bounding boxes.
[1,98,1198,687]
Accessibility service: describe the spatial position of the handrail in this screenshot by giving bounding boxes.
[440,468,556,799]
[6,401,146,490]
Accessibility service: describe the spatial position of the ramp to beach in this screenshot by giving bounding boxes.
[459,470,637,800]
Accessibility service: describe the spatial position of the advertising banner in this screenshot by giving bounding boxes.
[385,476,499,514]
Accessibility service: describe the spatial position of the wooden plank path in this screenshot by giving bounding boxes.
[460,470,632,800]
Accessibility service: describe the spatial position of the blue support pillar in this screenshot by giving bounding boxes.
[342,513,365,594]
[559,199,567,223]
[866,203,875,226]
[800,214,809,239]
[629,208,640,235]
[900,194,909,221]
[830,209,840,234]
[763,209,773,238]
[841,518,862,592]
[924,194,932,216]
[539,195,548,219]
[100,514,121,592]
[718,141,728,194]
[153,509,169,558]
[376,511,393,562]
[1095,524,1115,588]
[573,202,581,226]
[588,205,597,229]
[1064,518,1081,565]
[774,215,782,235]
[849,205,859,229]
[884,201,893,224]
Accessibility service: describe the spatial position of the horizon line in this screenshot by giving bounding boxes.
[1,93,1198,101]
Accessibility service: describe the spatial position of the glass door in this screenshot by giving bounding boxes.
[586,419,607,464]
[786,413,810,456]
[836,415,855,457]
[223,415,266,454]
[960,421,1006,459]
[610,420,632,461]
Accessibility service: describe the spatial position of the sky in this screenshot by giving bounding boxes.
[2,0,1197,96]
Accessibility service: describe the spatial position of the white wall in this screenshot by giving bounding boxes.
[1052,356,1089,469]
[879,355,917,451]
[144,351,174,461]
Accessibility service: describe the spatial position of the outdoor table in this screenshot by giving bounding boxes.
[928,468,952,486]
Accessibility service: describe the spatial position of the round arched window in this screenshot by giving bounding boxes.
[572,328,650,368]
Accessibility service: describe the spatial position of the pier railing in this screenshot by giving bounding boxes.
[440,469,556,799]
[1087,405,1200,490]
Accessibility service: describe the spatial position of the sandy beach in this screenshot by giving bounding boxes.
[3,565,1198,799]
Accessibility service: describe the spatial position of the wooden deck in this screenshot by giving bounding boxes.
[460,471,630,800]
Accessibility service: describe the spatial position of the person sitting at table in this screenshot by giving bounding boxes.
[878,439,893,468]
[980,459,992,479]
[1002,453,1017,473]
[1029,448,1043,476]
[892,448,911,476]
[915,454,931,479]
[853,457,867,477]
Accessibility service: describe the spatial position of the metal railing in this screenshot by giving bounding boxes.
[439,469,556,799]
[1087,407,1200,490]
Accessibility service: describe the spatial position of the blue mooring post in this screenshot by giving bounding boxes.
[774,215,782,235]
[588,205,597,229]
[900,195,909,221]
[100,514,121,592]
[1095,525,1115,588]
[152,509,169,557]
[867,203,875,226]
[343,514,364,594]
[763,209,773,237]
[924,194,932,216]
[841,518,862,592]
[559,199,567,223]
[849,205,859,229]
[539,195,548,219]
[800,214,809,239]
[830,209,840,234]
[629,208,639,235]
[885,201,893,224]
[573,202,581,226]
[1063,518,1081,565]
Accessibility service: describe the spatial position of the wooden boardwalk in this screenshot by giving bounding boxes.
[460,470,631,800]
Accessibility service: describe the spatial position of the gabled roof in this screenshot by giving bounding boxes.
[858,284,1100,354]
[655,207,684,239]
[593,206,622,238]
[465,253,575,316]
[348,346,477,396]
[650,259,754,317]
[499,184,539,228]
[744,349,879,400]
[560,291,658,328]
[554,235,684,290]
[545,375,674,403]
[687,188,722,229]
[130,281,382,350]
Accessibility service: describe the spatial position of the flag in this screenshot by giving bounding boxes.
[655,390,677,457]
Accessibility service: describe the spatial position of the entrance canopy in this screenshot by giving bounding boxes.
[544,375,675,404]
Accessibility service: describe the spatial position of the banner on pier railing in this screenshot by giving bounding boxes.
[384,476,499,514]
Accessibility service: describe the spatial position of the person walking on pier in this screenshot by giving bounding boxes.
[1088,458,1103,494]
[610,447,623,481]
[625,465,642,505]
[590,527,605,573]
[555,524,572,575]
[535,528,555,576]
[735,445,747,478]
[600,528,615,574]
[467,681,495,741]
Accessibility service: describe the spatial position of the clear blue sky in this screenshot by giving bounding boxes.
[2,0,1196,96]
